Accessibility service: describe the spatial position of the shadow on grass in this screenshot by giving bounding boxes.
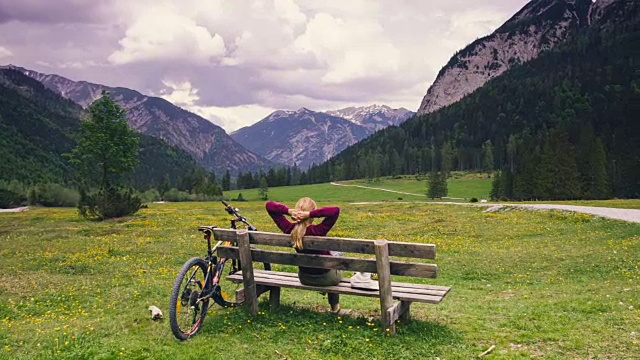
[200,303,462,358]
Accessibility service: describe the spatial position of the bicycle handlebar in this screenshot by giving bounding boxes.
[221,200,256,231]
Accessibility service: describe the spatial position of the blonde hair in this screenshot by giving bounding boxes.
[291,197,316,250]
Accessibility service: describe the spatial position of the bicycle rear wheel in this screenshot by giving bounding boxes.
[169,257,210,340]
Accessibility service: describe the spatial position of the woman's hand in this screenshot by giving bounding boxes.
[291,210,310,223]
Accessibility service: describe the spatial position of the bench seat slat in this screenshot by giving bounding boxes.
[213,229,436,259]
[251,271,450,296]
[218,246,437,278]
[227,270,450,304]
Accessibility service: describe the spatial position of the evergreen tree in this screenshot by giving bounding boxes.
[158,175,170,201]
[490,171,502,200]
[482,140,494,172]
[258,176,269,201]
[588,138,608,199]
[68,92,141,220]
[222,169,231,191]
[441,141,455,173]
[427,170,448,199]
[69,92,138,191]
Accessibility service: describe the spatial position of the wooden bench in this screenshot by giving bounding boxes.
[211,228,451,335]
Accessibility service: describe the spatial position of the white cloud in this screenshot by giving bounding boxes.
[158,80,200,107]
[293,13,401,84]
[3,0,531,126]
[197,104,276,133]
[108,5,226,65]
[157,79,275,131]
[0,46,13,59]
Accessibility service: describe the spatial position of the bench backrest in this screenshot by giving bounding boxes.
[213,228,438,278]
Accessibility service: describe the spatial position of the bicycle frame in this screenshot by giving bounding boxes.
[198,211,254,307]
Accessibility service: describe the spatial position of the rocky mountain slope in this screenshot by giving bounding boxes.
[231,108,370,169]
[4,65,273,173]
[231,105,414,169]
[417,0,621,115]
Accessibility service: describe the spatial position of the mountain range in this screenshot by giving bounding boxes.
[231,105,414,169]
[3,65,274,174]
[417,0,613,115]
[5,64,414,173]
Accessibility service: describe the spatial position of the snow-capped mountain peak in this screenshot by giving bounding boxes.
[327,104,414,131]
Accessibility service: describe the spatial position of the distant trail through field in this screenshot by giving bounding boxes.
[0,206,29,213]
[331,182,640,223]
[329,182,465,200]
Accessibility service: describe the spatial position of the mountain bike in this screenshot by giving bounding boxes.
[169,200,271,340]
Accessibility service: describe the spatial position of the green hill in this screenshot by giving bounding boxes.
[0,68,202,188]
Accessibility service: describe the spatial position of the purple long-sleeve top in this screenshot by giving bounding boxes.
[265,201,340,274]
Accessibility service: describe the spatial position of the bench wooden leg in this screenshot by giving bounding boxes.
[375,239,395,336]
[400,301,411,322]
[269,287,281,309]
[237,231,258,315]
[387,301,411,325]
[328,293,339,308]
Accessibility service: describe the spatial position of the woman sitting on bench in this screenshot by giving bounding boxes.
[266,198,376,313]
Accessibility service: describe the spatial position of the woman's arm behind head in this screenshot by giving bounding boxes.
[308,206,340,236]
[265,201,294,233]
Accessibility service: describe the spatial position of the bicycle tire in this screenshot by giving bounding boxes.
[169,257,210,341]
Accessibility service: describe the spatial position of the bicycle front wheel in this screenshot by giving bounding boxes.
[169,257,210,341]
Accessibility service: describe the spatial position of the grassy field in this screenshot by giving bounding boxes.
[1,199,639,359]
[224,173,493,203]
[224,174,640,209]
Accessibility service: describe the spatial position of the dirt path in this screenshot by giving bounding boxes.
[0,206,29,213]
[330,182,465,200]
[332,183,640,223]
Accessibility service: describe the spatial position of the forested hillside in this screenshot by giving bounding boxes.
[0,69,203,189]
[305,4,640,199]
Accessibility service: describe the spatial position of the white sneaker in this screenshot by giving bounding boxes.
[350,272,378,291]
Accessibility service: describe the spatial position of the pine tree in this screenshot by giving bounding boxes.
[482,140,494,172]
[588,138,608,199]
[427,170,448,199]
[441,141,454,173]
[158,175,170,201]
[222,169,231,191]
[69,92,138,191]
[68,92,141,220]
[490,171,502,200]
[258,176,269,201]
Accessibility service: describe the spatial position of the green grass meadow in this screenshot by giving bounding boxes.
[1,182,639,359]
[225,173,493,203]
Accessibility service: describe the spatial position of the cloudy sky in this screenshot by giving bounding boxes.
[0,0,529,132]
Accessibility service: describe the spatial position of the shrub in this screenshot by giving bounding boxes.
[470,197,479,203]
[164,188,195,202]
[139,189,161,203]
[78,187,141,220]
[0,188,25,208]
[234,193,247,202]
[28,183,79,207]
